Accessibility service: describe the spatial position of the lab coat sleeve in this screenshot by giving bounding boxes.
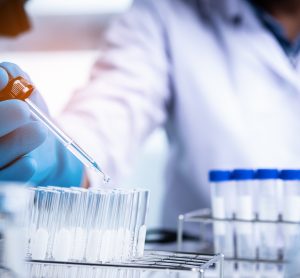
[59,2,171,186]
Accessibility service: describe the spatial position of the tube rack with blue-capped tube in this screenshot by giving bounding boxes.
[177,168,300,277]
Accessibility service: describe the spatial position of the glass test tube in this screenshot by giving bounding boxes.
[83,190,99,262]
[96,189,111,262]
[132,189,149,258]
[233,169,256,276]
[0,183,31,278]
[30,188,55,260]
[209,170,235,277]
[94,188,116,262]
[111,189,131,261]
[51,188,74,261]
[121,189,137,260]
[126,189,140,259]
[26,187,39,259]
[25,187,37,259]
[84,189,106,262]
[45,189,61,260]
[69,188,89,262]
[256,169,280,275]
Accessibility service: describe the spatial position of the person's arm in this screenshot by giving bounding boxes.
[59,2,171,185]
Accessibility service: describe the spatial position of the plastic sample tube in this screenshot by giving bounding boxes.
[233,169,256,275]
[280,170,300,261]
[210,170,236,218]
[209,170,235,276]
[256,169,279,274]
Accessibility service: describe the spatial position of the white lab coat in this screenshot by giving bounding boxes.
[59,0,300,230]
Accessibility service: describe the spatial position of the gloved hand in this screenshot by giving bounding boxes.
[0,62,83,186]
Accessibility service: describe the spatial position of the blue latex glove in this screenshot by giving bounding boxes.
[0,62,83,186]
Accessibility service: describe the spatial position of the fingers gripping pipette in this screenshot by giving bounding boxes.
[0,75,110,183]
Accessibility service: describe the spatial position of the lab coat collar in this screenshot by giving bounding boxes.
[203,0,244,23]
[238,1,300,90]
[200,0,300,90]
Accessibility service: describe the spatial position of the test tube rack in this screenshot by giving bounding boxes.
[26,250,224,278]
[177,209,298,274]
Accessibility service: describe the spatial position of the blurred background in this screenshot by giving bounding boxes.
[0,0,169,230]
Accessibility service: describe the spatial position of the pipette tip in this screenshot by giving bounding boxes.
[102,175,111,184]
[92,162,111,184]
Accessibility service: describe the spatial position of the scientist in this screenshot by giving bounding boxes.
[1,0,300,231]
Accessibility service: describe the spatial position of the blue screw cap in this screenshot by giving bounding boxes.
[256,169,279,180]
[209,170,231,182]
[280,170,300,180]
[231,169,255,180]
